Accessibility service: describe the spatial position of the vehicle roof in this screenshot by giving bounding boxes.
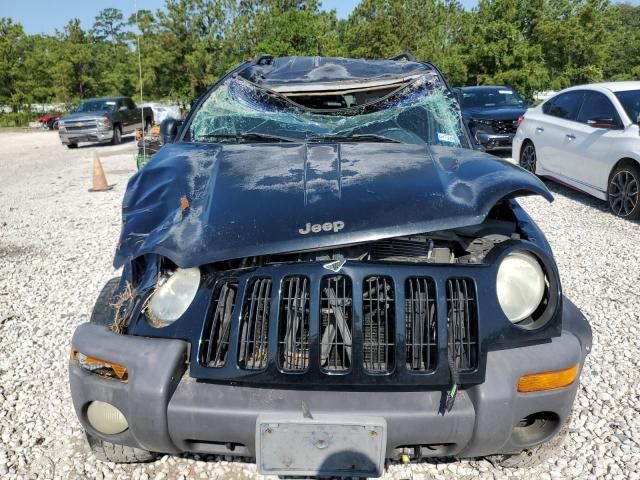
[560,81,640,94]
[83,96,130,102]
[240,56,437,93]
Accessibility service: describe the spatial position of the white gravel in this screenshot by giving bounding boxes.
[0,130,639,479]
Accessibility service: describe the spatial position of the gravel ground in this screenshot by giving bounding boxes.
[0,130,639,480]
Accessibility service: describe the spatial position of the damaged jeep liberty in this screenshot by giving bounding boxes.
[69,55,591,477]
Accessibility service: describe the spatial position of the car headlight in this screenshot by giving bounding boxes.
[146,267,200,327]
[496,251,546,324]
[99,117,112,129]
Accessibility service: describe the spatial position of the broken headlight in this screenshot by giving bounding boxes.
[146,267,200,328]
[496,251,545,324]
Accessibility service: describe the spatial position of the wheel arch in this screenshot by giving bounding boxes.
[608,157,640,184]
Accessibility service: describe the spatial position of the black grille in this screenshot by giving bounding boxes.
[320,276,353,372]
[278,276,310,372]
[201,281,237,367]
[405,277,437,372]
[363,276,395,373]
[492,119,517,134]
[446,278,478,371]
[238,278,272,370]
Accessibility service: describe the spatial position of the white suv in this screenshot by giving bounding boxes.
[513,82,640,219]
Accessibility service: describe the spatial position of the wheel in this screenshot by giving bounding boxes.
[66,143,78,149]
[86,432,156,464]
[111,125,122,145]
[519,141,537,174]
[608,163,640,220]
[46,118,56,130]
[90,277,120,326]
[484,417,570,468]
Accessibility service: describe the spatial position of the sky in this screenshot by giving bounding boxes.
[4,0,480,34]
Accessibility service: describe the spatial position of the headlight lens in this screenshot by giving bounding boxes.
[86,401,128,435]
[496,251,546,323]
[147,267,200,327]
[99,117,112,128]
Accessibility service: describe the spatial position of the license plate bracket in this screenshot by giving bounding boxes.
[256,415,386,477]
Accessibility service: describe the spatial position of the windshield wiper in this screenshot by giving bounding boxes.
[306,134,400,143]
[198,132,294,143]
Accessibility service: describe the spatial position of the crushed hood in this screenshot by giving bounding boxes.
[114,143,552,268]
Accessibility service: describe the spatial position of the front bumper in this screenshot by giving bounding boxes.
[69,296,591,463]
[475,132,515,150]
[59,129,113,145]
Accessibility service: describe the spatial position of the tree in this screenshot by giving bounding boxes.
[0,18,27,110]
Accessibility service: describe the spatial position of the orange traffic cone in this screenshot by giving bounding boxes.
[89,151,113,192]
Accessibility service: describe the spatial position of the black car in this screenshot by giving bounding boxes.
[454,86,531,151]
[69,56,590,478]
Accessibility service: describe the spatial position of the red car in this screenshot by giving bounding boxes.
[36,114,60,130]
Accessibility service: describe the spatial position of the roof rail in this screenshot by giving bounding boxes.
[255,55,274,66]
[387,52,415,62]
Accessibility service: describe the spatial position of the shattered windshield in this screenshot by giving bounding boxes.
[187,74,465,147]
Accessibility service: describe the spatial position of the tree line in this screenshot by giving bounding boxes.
[1,0,638,120]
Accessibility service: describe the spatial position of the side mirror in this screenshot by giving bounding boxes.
[587,117,618,129]
[160,118,183,144]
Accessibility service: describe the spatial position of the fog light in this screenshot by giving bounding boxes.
[517,364,579,392]
[86,401,128,435]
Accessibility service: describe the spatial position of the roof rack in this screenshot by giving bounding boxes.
[387,53,415,62]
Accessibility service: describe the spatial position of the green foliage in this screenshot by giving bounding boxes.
[0,0,638,113]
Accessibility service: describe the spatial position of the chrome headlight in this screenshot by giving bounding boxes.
[496,251,546,324]
[99,117,112,129]
[147,267,200,327]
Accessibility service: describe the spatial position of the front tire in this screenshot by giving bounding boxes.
[90,277,120,327]
[111,125,122,145]
[608,163,640,220]
[66,143,78,149]
[519,141,537,174]
[86,433,156,464]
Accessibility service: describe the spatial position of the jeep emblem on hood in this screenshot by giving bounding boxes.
[299,221,345,235]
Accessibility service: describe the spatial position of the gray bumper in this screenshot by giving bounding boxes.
[69,297,591,459]
[59,129,113,145]
[476,132,515,150]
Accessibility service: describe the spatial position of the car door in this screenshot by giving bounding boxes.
[124,98,139,132]
[533,91,585,174]
[564,90,626,191]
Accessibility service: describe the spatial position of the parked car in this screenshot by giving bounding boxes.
[454,86,530,151]
[36,114,60,130]
[141,102,183,125]
[69,55,591,477]
[58,97,153,149]
[513,82,640,219]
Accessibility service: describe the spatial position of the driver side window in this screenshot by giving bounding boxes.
[544,92,584,121]
[576,91,620,126]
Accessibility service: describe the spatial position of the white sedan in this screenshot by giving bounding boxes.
[513,82,640,220]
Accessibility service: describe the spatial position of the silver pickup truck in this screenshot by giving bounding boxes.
[58,97,153,149]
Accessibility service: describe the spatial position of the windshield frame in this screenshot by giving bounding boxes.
[179,61,473,149]
[75,100,118,113]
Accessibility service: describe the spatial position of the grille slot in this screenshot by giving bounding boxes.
[278,276,310,372]
[238,278,272,370]
[405,277,437,372]
[201,281,237,367]
[320,276,353,372]
[363,276,395,373]
[446,278,478,371]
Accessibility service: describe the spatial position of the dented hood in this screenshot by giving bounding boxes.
[114,143,552,268]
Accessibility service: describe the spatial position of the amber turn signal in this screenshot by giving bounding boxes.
[71,348,128,381]
[517,363,578,393]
